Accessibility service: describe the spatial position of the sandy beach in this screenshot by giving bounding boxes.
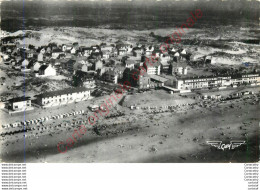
[1,87,259,163]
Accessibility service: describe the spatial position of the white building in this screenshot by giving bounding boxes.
[21,59,29,67]
[170,62,188,75]
[101,45,114,52]
[36,87,91,107]
[37,53,43,62]
[145,46,154,55]
[175,73,260,90]
[125,60,135,69]
[38,64,56,77]
[241,74,259,85]
[172,66,187,75]
[7,97,33,112]
[143,58,161,75]
[52,49,63,59]
[102,50,110,59]
[103,69,118,84]
[33,62,42,72]
[175,77,211,90]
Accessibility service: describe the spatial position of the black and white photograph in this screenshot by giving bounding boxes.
[0,0,259,165]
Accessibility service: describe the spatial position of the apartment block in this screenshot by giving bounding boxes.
[36,87,91,107]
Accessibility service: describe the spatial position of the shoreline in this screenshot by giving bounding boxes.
[1,98,259,163]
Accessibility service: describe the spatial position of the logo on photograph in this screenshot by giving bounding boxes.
[206,141,245,151]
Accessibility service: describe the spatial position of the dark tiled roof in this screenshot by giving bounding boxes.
[52,49,63,53]
[27,60,36,69]
[39,65,48,71]
[37,87,91,99]
[124,68,149,78]
[18,59,28,64]
[144,57,160,67]
[133,47,142,51]
[105,69,117,76]
[81,47,92,51]
[75,70,94,79]
[8,96,31,103]
[65,59,76,64]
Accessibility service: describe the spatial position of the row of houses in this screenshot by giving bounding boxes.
[174,73,260,90]
[36,87,91,107]
[5,87,92,113]
[2,36,191,85]
[6,72,259,113]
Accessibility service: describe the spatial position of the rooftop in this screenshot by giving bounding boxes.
[52,49,63,53]
[161,61,170,66]
[124,68,149,78]
[37,87,91,99]
[170,61,188,67]
[144,57,160,67]
[125,60,136,65]
[177,72,260,80]
[39,65,48,71]
[105,69,118,76]
[150,75,169,83]
[8,96,31,103]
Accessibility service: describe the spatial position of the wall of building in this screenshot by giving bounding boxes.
[39,91,90,107]
[11,100,31,110]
